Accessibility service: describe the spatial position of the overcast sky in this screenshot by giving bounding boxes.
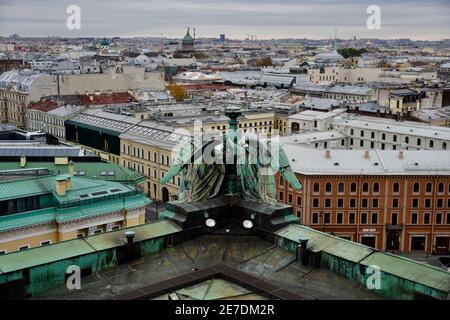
[0,0,449,40]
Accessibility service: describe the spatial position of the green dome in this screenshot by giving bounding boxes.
[182,28,194,44]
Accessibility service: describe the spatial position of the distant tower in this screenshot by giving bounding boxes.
[182,27,194,52]
[220,34,226,43]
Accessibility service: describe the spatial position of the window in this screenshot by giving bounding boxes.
[417,138,421,146]
[288,194,293,204]
[350,198,356,208]
[371,132,375,139]
[313,198,320,208]
[337,198,344,208]
[443,142,447,150]
[391,213,398,225]
[371,213,378,224]
[411,213,418,224]
[350,183,357,193]
[437,199,443,208]
[392,199,399,208]
[18,245,29,251]
[429,140,434,148]
[372,199,379,208]
[325,182,332,193]
[325,198,331,208]
[338,182,344,193]
[373,182,380,193]
[425,199,431,208]
[361,213,368,224]
[436,213,442,224]
[360,140,364,147]
[337,213,343,224]
[40,240,51,246]
[413,183,420,193]
[279,191,284,200]
[349,213,355,224]
[405,136,409,144]
[424,213,430,224]
[393,135,397,142]
[393,182,399,193]
[426,182,432,193]
[446,213,450,224]
[438,183,444,193]
[360,130,364,137]
[313,183,320,193]
[412,198,419,208]
[324,213,331,224]
[362,198,368,208]
[297,196,302,206]
[312,213,319,224]
[362,183,369,193]
[411,236,426,251]
[382,133,386,141]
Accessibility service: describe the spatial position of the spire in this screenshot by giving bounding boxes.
[333,28,337,51]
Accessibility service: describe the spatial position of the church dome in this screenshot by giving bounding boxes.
[182,28,194,45]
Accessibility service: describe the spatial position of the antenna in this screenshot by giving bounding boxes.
[333,28,337,50]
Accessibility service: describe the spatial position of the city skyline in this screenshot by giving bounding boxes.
[0,0,449,40]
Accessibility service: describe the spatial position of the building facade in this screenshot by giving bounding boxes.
[276,146,450,254]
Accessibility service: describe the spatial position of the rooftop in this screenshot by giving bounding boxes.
[281,145,450,175]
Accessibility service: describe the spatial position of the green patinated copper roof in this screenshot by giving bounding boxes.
[276,224,450,293]
[0,239,95,273]
[0,221,181,273]
[276,224,372,263]
[84,220,180,251]
[0,161,144,185]
[360,251,450,292]
[0,174,151,232]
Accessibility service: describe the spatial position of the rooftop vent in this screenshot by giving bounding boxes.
[325,150,331,159]
[364,150,370,159]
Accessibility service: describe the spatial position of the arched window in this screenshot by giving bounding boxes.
[326,182,332,193]
[350,129,354,135]
[413,183,420,193]
[154,152,157,162]
[382,133,386,141]
[417,138,421,146]
[393,182,399,193]
[393,135,397,142]
[161,154,165,164]
[426,182,432,193]
[338,182,345,193]
[429,140,434,148]
[313,182,320,193]
[363,182,369,192]
[373,182,380,193]
[438,182,444,193]
[166,156,170,165]
[351,182,357,193]
[371,132,375,139]
[443,142,447,150]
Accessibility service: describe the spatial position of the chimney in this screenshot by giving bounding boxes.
[68,160,75,175]
[364,150,370,159]
[296,237,309,265]
[55,176,68,196]
[20,156,26,168]
[398,151,404,160]
[325,150,331,159]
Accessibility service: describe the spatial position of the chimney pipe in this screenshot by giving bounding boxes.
[325,150,331,159]
[297,237,309,266]
[124,231,135,244]
[68,160,75,175]
[398,151,404,159]
[364,150,370,159]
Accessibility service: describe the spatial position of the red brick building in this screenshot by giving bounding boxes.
[0,59,30,74]
[277,146,450,254]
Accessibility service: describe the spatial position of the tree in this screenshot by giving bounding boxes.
[169,84,186,102]
[337,48,368,59]
[256,57,273,67]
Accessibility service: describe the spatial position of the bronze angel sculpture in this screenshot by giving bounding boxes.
[161,106,301,204]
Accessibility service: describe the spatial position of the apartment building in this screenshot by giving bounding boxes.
[277,145,450,254]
